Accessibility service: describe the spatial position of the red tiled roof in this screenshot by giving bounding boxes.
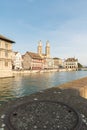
[0,35,15,43]
[27,52,42,60]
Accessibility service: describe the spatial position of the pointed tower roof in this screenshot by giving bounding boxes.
[38,40,42,46]
[46,40,50,47]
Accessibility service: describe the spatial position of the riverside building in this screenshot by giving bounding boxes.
[22,41,54,70]
[53,57,63,69]
[12,52,23,70]
[22,52,43,70]
[0,35,15,77]
[64,58,78,71]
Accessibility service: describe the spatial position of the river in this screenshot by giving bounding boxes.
[0,71,87,103]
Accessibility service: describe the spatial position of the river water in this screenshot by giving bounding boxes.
[0,71,87,103]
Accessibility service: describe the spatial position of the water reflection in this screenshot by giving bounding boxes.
[0,71,87,102]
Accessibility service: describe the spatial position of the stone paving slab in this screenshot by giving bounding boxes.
[1,77,87,130]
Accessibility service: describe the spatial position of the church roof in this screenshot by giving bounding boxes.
[0,35,15,43]
[27,52,42,60]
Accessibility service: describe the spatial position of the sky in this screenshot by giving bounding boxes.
[0,0,87,65]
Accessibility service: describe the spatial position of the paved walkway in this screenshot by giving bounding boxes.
[1,77,87,130]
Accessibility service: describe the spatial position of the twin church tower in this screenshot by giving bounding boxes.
[37,40,50,58]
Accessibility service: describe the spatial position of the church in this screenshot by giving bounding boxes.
[22,40,54,70]
[37,40,54,69]
[37,40,50,58]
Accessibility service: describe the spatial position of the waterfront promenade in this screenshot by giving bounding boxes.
[0,69,69,78]
[1,77,87,129]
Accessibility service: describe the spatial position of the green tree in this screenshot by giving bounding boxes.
[78,63,83,68]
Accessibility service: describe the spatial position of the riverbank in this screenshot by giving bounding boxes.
[12,68,73,76]
[0,77,87,129]
[12,69,60,75]
[0,70,13,78]
[0,68,77,78]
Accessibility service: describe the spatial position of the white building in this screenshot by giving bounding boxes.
[64,58,78,71]
[44,58,54,69]
[12,52,23,70]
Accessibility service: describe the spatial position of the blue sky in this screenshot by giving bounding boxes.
[0,0,87,65]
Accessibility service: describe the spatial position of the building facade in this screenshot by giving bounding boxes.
[22,52,43,70]
[12,52,23,70]
[44,58,54,69]
[64,58,78,70]
[53,57,63,69]
[0,35,15,77]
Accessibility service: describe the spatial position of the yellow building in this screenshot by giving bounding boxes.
[0,35,15,77]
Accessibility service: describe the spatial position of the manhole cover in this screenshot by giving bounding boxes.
[5,101,81,130]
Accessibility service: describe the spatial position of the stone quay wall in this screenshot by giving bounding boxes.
[57,76,87,99]
[0,70,13,78]
[0,68,75,78]
[0,77,87,130]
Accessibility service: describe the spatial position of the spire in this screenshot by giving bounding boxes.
[38,40,42,46]
[46,40,50,47]
[45,40,50,58]
[37,40,42,56]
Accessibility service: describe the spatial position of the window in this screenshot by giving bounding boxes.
[5,60,8,66]
[5,50,8,57]
[5,43,8,49]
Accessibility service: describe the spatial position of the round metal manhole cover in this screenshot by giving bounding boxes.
[5,101,81,130]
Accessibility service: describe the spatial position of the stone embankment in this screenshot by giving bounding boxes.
[0,70,13,78]
[12,68,70,76]
[1,77,87,129]
[12,69,59,75]
[0,69,75,78]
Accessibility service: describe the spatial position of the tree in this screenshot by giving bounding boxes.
[78,63,83,68]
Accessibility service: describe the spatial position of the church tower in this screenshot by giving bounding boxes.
[37,40,42,56]
[45,40,50,58]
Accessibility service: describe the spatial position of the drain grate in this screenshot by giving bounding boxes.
[5,101,82,130]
